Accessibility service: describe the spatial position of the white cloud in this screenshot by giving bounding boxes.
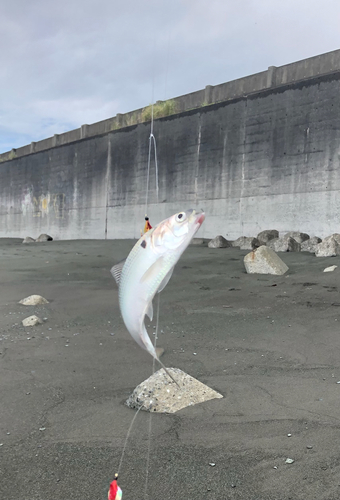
[1,0,339,152]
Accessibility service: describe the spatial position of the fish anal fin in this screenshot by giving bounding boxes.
[157,266,174,293]
[110,259,126,286]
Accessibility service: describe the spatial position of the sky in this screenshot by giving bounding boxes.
[1,0,340,153]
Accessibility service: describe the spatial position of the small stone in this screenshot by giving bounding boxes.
[19,295,49,306]
[39,427,46,431]
[126,368,223,413]
[209,463,216,467]
[287,433,292,437]
[306,445,313,449]
[22,315,43,327]
[285,458,295,464]
[324,265,338,272]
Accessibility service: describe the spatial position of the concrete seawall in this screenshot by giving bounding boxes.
[1,50,340,240]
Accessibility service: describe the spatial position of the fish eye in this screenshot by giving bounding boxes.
[175,212,186,223]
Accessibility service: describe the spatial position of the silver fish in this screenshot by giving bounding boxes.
[111,209,205,382]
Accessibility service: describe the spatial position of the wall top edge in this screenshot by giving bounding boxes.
[1,48,340,162]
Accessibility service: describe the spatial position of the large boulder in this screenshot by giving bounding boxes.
[257,229,279,244]
[233,237,261,250]
[208,235,232,248]
[244,246,289,275]
[267,236,301,252]
[22,237,35,244]
[283,231,310,243]
[36,234,53,242]
[315,236,340,257]
[301,236,322,253]
[323,234,340,245]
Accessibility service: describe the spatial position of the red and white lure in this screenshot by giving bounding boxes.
[108,474,122,500]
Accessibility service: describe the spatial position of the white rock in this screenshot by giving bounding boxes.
[126,368,223,413]
[22,237,36,244]
[324,265,338,272]
[315,236,340,257]
[19,295,49,305]
[285,458,295,464]
[208,235,232,248]
[244,246,289,275]
[22,315,43,327]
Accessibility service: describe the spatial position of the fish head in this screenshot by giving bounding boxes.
[152,209,205,252]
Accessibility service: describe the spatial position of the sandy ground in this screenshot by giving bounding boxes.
[1,238,340,500]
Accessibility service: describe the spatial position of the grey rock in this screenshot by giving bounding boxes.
[323,233,340,245]
[126,367,223,413]
[22,237,35,244]
[301,236,322,253]
[231,236,247,247]
[284,231,310,243]
[22,315,43,327]
[267,236,301,252]
[36,234,53,242]
[191,238,209,246]
[244,246,289,275]
[257,229,279,243]
[208,235,232,248]
[315,236,340,257]
[237,237,261,250]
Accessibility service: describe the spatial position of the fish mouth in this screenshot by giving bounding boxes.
[196,211,205,225]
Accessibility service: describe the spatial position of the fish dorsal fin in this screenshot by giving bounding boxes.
[145,301,153,321]
[110,259,126,286]
[157,266,174,293]
[140,257,165,284]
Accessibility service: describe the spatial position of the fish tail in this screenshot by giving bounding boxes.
[155,357,180,388]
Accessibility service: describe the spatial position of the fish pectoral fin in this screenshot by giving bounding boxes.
[145,301,153,321]
[140,257,165,284]
[157,266,174,293]
[110,258,126,286]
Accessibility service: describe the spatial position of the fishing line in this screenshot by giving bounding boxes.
[143,293,160,500]
[116,405,142,477]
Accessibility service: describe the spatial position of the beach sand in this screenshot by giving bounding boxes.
[1,237,340,500]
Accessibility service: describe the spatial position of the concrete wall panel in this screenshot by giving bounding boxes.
[1,72,340,241]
